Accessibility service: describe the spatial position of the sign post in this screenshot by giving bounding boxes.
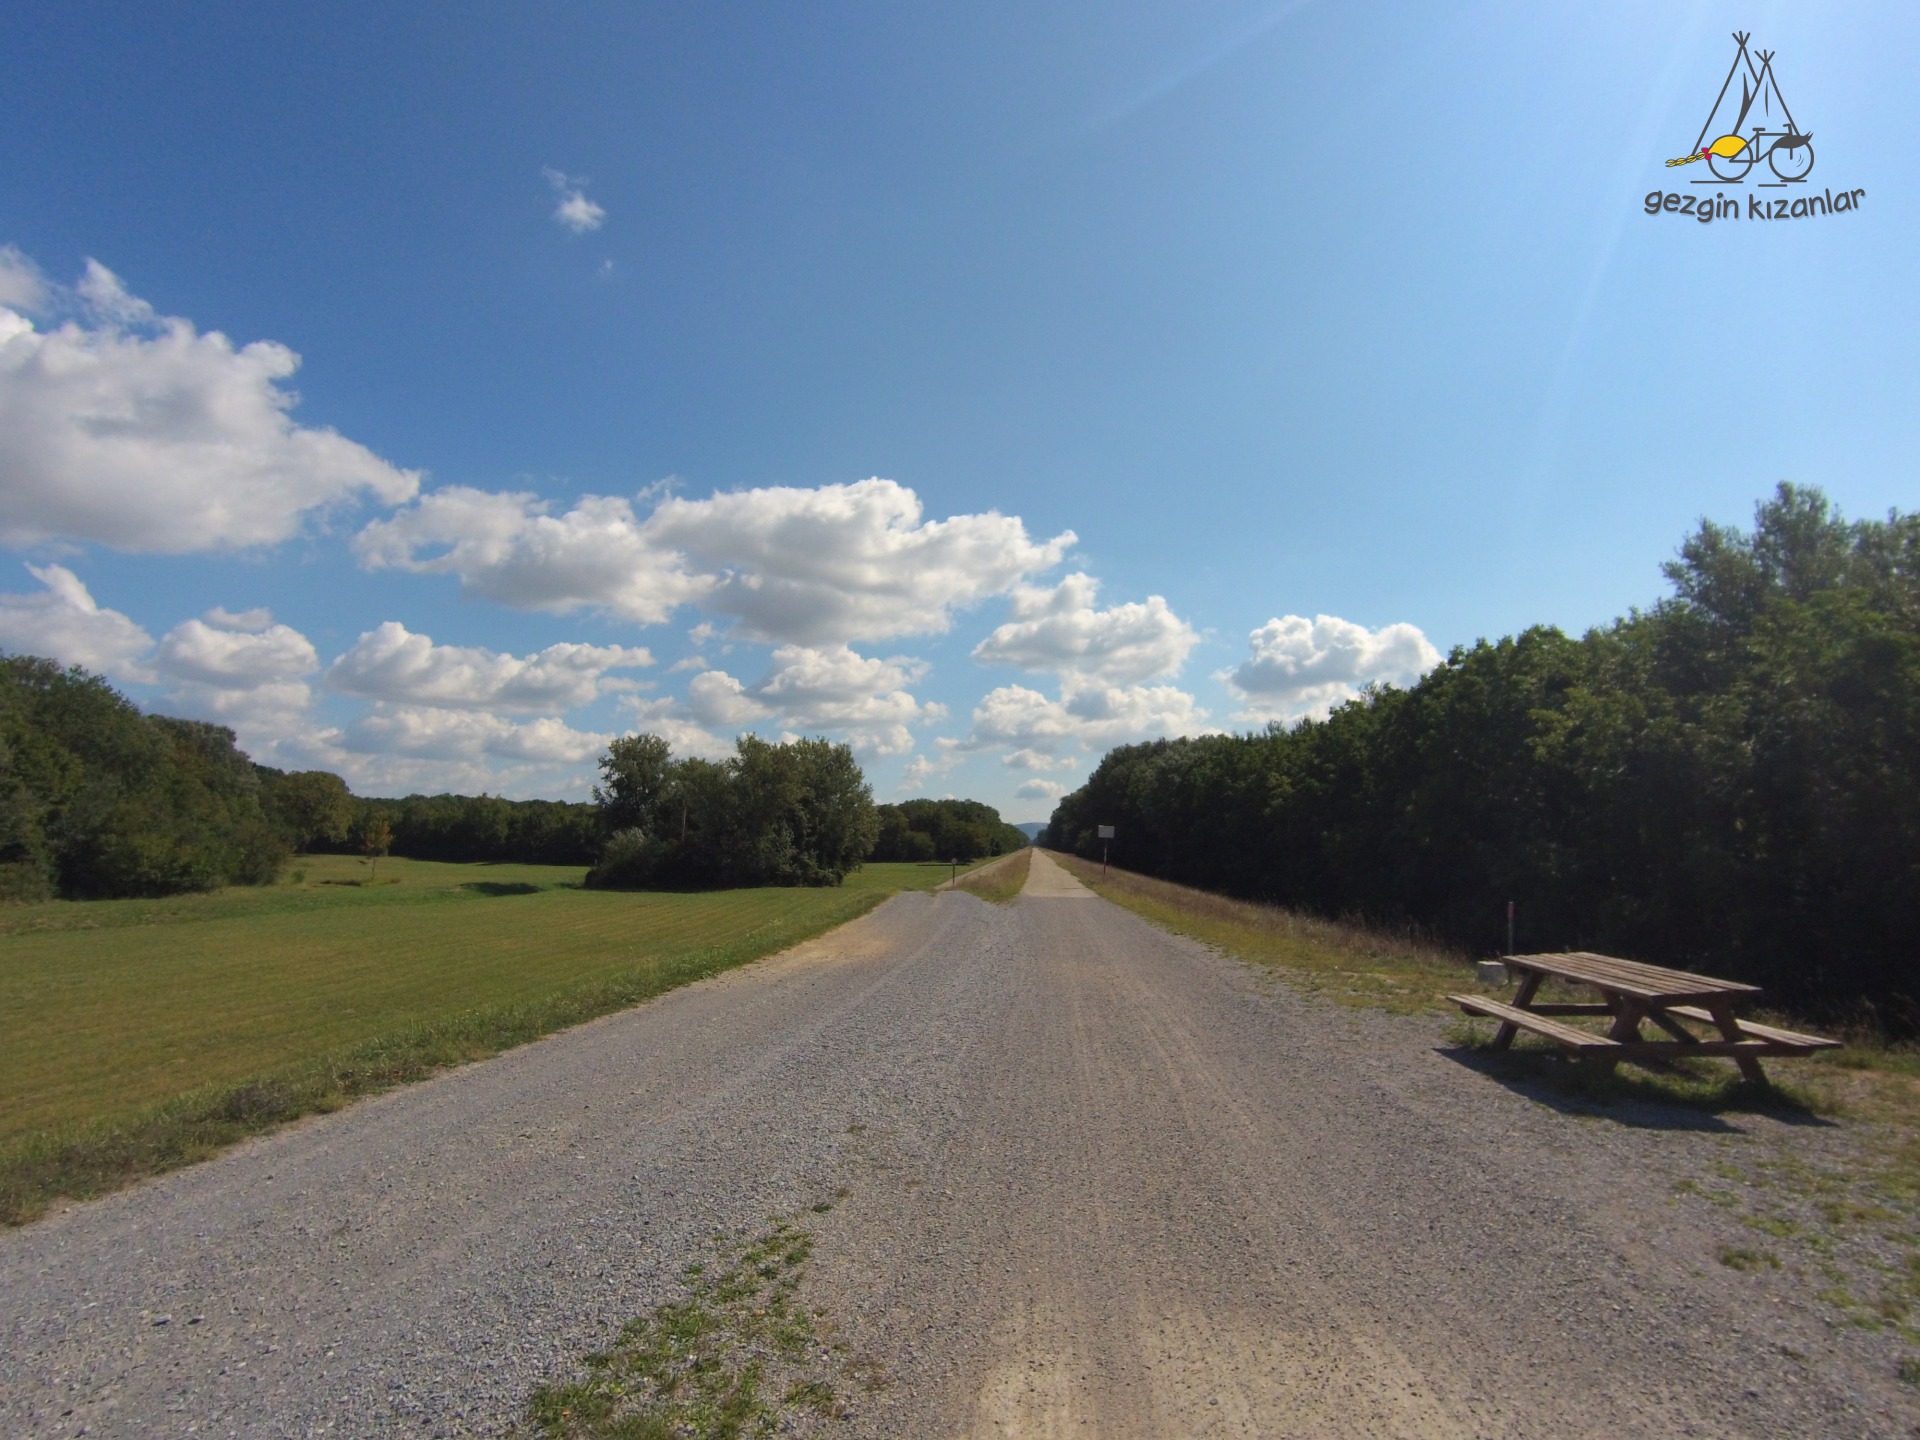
[1097,824,1115,878]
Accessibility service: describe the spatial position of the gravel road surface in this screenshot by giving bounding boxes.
[3,850,1912,1436]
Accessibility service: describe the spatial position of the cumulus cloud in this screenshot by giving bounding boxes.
[641,643,942,758]
[972,573,1196,685]
[1015,779,1069,802]
[344,705,610,764]
[1222,614,1440,722]
[204,605,274,633]
[683,667,770,728]
[899,754,947,790]
[1001,747,1070,771]
[142,610,323,754]
[0,563,153,679]
[354,488,708,623]
[155,616,318,689]
[326,621,652,713]
[618,697,737,763]
[357,478,1074,647]
[959,680,1212,757]
[0,256,420,552]
[0,247,49,311]
[545,168,607,233]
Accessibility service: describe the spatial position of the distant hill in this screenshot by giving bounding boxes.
[1013,822,1047,844]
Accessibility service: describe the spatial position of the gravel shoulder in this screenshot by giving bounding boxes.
[3,851,1913,1436]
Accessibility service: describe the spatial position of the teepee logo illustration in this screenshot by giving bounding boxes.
[1668,32,1814,185]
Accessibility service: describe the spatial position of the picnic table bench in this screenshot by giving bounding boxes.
[1449,951,1838,1084]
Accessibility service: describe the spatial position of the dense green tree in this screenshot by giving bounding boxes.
[869,798,1027,861]
[259,768,356,851]
[586,734,879,889]
[0,655,289,899]
[1047,487,1920,1030]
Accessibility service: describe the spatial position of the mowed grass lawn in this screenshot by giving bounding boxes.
[0,854,974,1222]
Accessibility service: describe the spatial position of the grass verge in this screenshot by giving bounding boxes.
[1048,850,1469,1015]
[1050,850,1920,1379]
[952,847,1032,905]
[0,856,974,1226]
[517,1212,862,1439]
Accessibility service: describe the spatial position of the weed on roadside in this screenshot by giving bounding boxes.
[516,1216,857,1440]
[952,848,1031,905]
[1050,852,1466,1014]
[1717,1245,1780,1272]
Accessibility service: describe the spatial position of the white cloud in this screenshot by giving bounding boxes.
[74,260,155,327]
[326,621,652,713]
[650,479,1074,645]
[545,168,607,233]
[1002,747,1070,771]
[145,612,323,759]
[618,696,737,763]
[0,247,49,311]
[899,754,945,790]
[642,643,941,758]
[0,563,154,679]
[1222,614,1440,722]
[155,617,318,689]
[344,705,610,764]
[1015,779,1069,802]
[204,605,275,633]
[960,680,1212,757]
[972,573,1196,685]
[684,667,771,728]
[0,256,420,553]
[357,477,1074,647]
[750,645,941,756]
[354,487,708,623]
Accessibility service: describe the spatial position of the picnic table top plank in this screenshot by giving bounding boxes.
[1502,950,1762,1003]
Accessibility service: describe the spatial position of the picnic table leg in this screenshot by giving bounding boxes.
[1491,969,1543,1052]
[1604,996,1644,1043]
[1706,1003,1769,1086]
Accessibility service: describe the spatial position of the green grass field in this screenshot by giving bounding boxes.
[0,854,974,1224]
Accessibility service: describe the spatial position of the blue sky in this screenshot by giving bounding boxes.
[0,2,1911,819]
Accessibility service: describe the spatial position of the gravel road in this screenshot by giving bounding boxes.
[3,851,1913,1437]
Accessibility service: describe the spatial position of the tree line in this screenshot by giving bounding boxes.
[2,650,1030,902]
[870,798,1030,862]
[1047,486,1920,1029]
[1,655,288,900]
[586,732,879,888]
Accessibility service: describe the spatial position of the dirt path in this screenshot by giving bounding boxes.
[1,853,1910,1435]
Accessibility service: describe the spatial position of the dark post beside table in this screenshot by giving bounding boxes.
[1450,951,1838,1084]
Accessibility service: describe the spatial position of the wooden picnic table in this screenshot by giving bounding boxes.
[1449,951,1838,1084]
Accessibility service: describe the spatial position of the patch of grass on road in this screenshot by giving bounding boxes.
[519,1216,854,1440]
[1048,851,1467,1014]
[0,856,971,1225]
[953,847,1031,905]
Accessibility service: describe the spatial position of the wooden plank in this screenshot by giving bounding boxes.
[1490,968,1543,1052]
[1504,951,1761,1004]
[1509,1003,1614,1016]
[1449,995,1621,1051]
[1666,1007,1842,1050]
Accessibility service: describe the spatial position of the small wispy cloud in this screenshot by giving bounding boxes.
[543,167,607,234]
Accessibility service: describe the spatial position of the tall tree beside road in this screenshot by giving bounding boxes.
[1048,486,1920,1029]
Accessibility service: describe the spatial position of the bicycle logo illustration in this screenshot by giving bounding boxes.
[1667,32,1813,185]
